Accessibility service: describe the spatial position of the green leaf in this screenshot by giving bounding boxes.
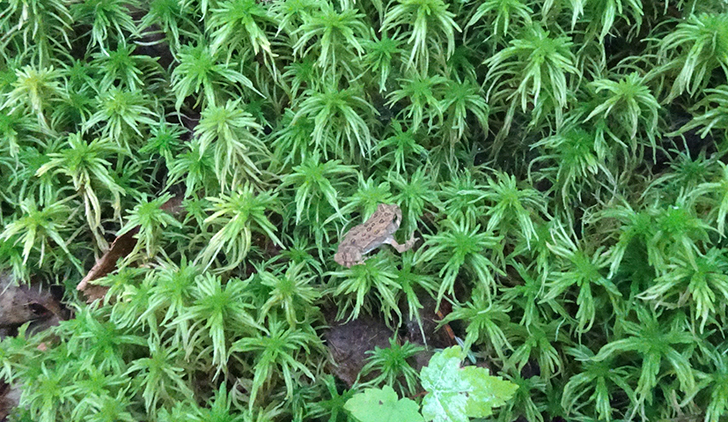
[420,346,518,422]
[460,366,518,418]
[345,386,424,422]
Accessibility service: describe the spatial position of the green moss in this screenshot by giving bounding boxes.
[2,0,728,420]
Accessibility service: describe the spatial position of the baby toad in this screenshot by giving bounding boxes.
[334,203,417,267]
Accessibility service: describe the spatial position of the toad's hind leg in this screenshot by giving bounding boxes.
[385,234,418,253]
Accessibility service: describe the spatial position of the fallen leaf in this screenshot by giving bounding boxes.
[0,273,65,330]
[76,227,139,302]
[77,193,185,302]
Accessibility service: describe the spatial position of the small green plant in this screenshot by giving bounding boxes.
[292,2,368,79]
[195,99,269,188]
[293,85,376,161]
[346,385,424,422]
[655,13,728,101]
[416,218,503,303]
[0,197,79,269]
[346,346,518,422]
[3,0,728,420]
[83,87,158,150]
[485,24,578,141]
[359,338,424,396]
[36,133,126,247]
[196,184,281,271]
[71,0,138,52]
[171,42,257,110]
[381,0,460,73]
[116,193,184,260]
[593,306,697,416]
[4,65,62,129]
[440,287,512,357]
[328,256,402,323]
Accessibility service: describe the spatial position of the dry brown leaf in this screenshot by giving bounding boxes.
[77,194,185,303]
[76,227,139,302]
[0,273,65,330]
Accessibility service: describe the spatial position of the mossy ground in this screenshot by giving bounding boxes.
[2,0,728,420]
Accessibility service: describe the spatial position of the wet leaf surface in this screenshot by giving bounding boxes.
[325,315,393,387]
[0,273,65,331]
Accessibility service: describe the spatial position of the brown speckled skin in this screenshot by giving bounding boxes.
[334,203,417,267]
